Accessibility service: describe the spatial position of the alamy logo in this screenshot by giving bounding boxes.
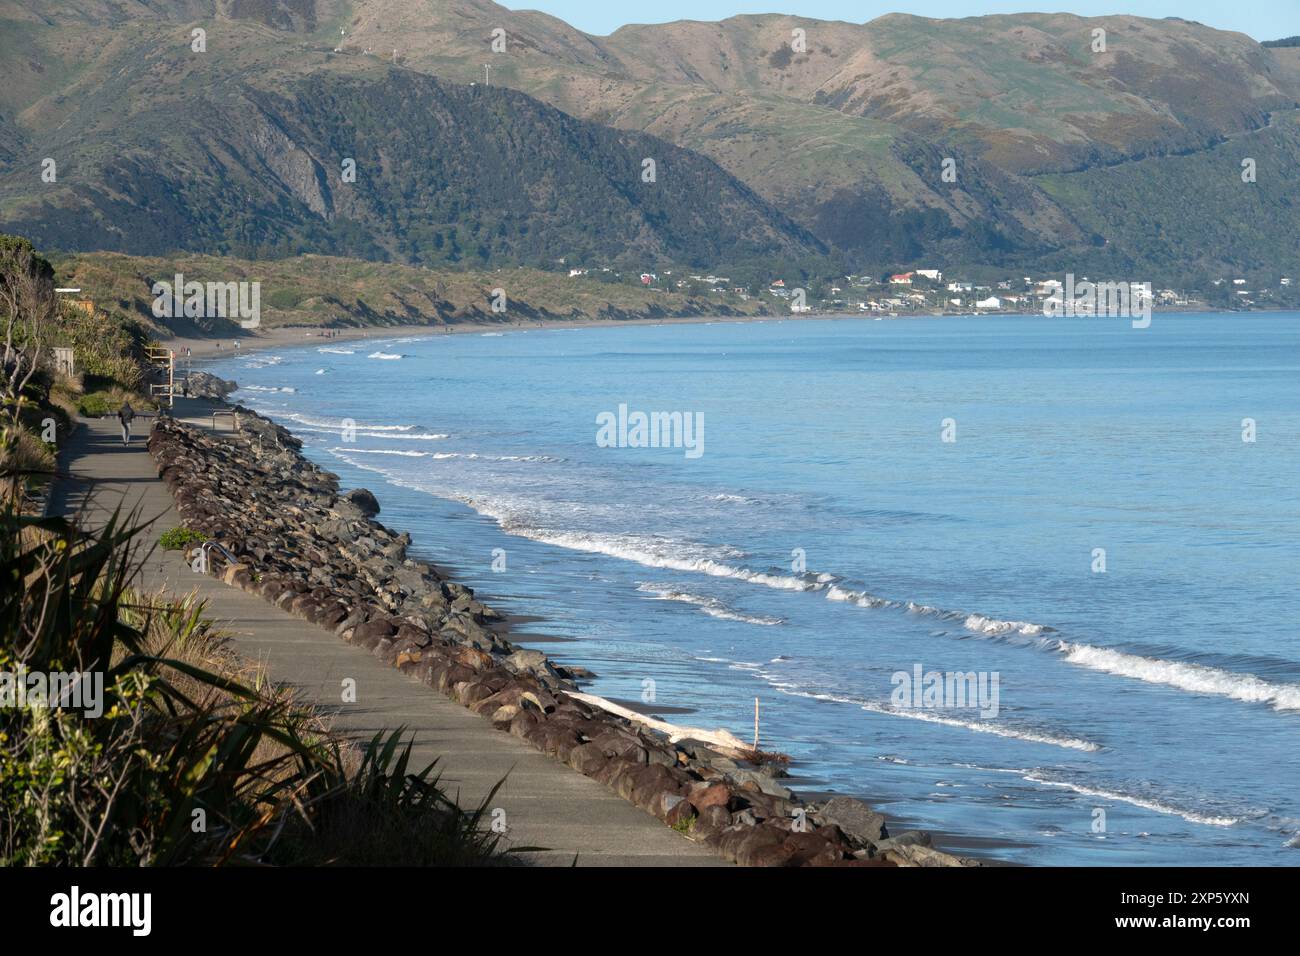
[151,273,261,329]
[50,886,151,936]
[891,663,1000,718]
[1043,273,1151,329]
[0,669,104,718]
[596,404,704,459]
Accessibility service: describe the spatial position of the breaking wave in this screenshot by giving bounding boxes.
[636,583,783,626]
[723,677,1101,752]
[1021,772,1241,826]
[1058,642,1300,713]
[320,433,1300,718]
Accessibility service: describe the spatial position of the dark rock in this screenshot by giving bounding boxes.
[351,618,396,648]
[186,370,237,400]
[343,487,380,516]
[817,796,889,847]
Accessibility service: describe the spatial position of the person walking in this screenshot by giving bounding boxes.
[116,401,136,446]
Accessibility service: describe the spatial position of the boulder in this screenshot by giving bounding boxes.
[185,370,237,400]
[817,796,889,847]
[690,782,732,810]
[344,488,381,517]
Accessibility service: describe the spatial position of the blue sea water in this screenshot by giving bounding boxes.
[211,314,1300,865]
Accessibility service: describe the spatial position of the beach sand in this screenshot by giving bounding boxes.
[163,314,795,360]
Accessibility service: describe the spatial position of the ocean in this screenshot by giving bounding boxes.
[210,313,1300,865]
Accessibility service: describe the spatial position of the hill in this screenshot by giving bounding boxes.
[0,1,1296,282]
[0,11,821,271]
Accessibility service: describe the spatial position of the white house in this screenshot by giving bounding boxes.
[974,295,1002,309]
[914,269,942,282]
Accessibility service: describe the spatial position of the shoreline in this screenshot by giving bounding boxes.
[148,396,982,866]
[161,306,1281,361]
[183,310,1288,866]
[166,313,783,360]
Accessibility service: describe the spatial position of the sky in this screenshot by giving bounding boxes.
[502,2,1300,42]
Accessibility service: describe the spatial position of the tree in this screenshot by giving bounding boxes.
[0,235,57,423]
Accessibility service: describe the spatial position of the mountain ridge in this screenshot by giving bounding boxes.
[1,1,1296,281]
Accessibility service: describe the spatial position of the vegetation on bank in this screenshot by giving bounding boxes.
[0,233,157,510]
[2,232,515,866]
[0,503,515,866]
[50,249,785,335]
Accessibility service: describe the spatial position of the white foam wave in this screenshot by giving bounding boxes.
[1022,773,1240,826]
[327,447,427,458]
[305,422,1300,720]
[768,686,1100,752]
[283,412,420,432]
[710,493,759,505]
[427,452,563,463]
[826,584,893,609]
[962,614,1047,636]
[368,351,403,360]
[524,530,812,590]
[281,413,447,441]
[636,583,783,626]
[241,355,283,368]
[1059,642,1300,712]
[317,347,354,354]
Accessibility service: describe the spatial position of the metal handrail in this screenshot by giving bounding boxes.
[200,540,239,566]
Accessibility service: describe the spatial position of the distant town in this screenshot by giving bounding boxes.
[568,267,1298,315]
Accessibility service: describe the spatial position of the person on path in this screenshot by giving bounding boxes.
[116,401,136,445]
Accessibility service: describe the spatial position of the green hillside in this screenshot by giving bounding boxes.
[0,13,820,272]
[0,1,1296,284]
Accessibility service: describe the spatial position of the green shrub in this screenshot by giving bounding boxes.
[265,288,305,310]
[76,391,116,417]
[158,526,206,551]
[76,389,153,418]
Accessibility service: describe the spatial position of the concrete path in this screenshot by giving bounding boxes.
[51,402,725,867]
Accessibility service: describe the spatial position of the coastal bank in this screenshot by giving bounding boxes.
[145,385,979,867]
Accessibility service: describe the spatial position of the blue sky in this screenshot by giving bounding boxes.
[503,2,1299,42]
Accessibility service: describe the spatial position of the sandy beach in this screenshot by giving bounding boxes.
[163,313,792,360]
